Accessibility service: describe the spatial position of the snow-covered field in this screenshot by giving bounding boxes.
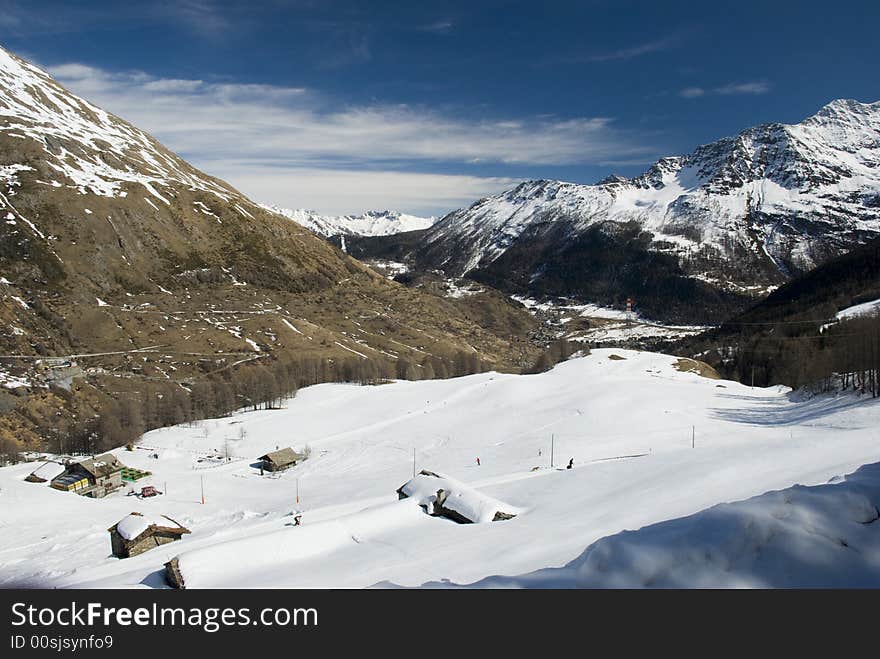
[1,349,879,588]
[835,297,880,322]
[821,297,880,332]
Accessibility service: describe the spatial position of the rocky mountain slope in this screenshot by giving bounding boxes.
[383,99,880,323]
[264,206,435,239]
[0,45,539,448]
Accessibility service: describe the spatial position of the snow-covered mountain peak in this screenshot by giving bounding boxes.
[413,99,880,313]
[263,205,436,237]
[809,98,880,125]
[596,173,630,186]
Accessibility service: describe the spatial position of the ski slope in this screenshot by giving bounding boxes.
[1,349,878,588]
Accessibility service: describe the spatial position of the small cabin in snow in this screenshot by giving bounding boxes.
[258,447,304,472]
[397,470,520,524]
[109,512,191,558]
[51,453,125,498]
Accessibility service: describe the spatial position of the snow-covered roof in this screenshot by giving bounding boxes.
[112,513,189,541]
[398,470,521,523]
[259,447,303,465]
[26,461,65,482]
[70,453,124,478]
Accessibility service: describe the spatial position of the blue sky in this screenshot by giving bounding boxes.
[2,0,879,215]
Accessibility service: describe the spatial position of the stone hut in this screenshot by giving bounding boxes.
[109,512,191,558]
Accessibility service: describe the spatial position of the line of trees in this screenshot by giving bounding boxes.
[526,338,581,374]
[766,314,880,396]
[0,436,20,466]
[687,313,880,396]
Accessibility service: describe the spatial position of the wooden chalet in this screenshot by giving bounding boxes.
[51,453,125,498]
[258,447,304,472]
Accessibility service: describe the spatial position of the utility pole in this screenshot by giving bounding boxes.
[412,448,416,478]
[751,365,755,389]
[551,434,555,469]
[296,478,299,504]
[692,426,695,449]
[200,475,205,505]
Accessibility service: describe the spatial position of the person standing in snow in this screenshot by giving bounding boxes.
[567,458,574,469]
[476,457,481,466]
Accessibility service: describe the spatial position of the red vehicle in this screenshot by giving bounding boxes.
[139,485,162,498]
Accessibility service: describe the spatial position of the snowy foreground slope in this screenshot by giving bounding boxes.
[426,461,880,588]
[1,349,879,588]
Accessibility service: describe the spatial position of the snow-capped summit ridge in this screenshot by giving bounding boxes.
[419,98,880,293]
[263,205,436,237]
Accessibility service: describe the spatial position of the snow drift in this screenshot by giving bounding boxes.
[438,462,880,588]
[168,499,427,588]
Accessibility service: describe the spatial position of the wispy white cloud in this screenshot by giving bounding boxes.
[679,87,705,98]
[680,80,772,98]
[715,81,772,95]
[419,20,455,33]
[584,36,681,63]
[50,62,640,165]
[0,12,22,27]
[0,1,236,37]
[156,0,230,37]
[45,60,653,213]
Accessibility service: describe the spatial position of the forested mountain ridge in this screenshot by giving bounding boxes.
[669,237,880,391]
